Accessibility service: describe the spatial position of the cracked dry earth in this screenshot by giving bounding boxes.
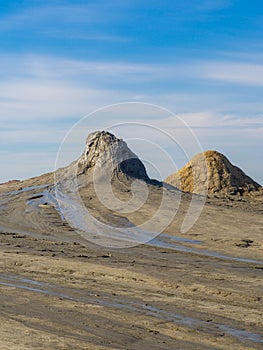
[0,178,263,350]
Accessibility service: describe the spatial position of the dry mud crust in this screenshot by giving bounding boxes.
[0,173,263,349]
[0,231,262,350]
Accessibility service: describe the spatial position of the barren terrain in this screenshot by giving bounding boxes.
[0,174,262,350]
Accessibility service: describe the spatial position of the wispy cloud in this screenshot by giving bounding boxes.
[195,61,263,86]
[0,3,116,29]
[0,1,262,184]
[41,30,130,42]
[2,54,263,86]
[150,111,263,151]
[0,2,131,46]
[0,0,234,43]
[0,53,262,183]
[1,54,263,124]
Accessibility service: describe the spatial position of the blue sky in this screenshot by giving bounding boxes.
[0,0,262,184]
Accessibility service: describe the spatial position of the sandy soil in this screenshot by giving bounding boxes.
[0,176,262,349]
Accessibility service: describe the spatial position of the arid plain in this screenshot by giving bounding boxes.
[0,131,262,350]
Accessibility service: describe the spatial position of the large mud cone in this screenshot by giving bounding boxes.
[53,131,168,247]
[55,130,156,194]
[76,131,150,181]
[165,150,261,196]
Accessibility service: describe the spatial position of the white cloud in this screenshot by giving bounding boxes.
[196,61,263,86]
[0,0,233,34]
[1,55,263,129]
[0,54,262,183]
[0,3,120,30]
[0,79,129,121]
[178,112,263,129]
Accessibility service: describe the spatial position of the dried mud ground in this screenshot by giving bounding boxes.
[0,178,263,350]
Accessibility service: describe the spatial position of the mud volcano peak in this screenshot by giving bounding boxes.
[77,130,150,181]
[165,150,261,196]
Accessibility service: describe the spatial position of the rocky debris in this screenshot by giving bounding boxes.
[235,239,254,248]
[165,150,261,197]
[249,186,263,201]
